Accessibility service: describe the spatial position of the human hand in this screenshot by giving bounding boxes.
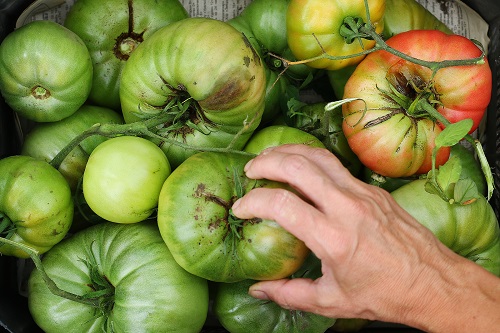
[231,144,493,331]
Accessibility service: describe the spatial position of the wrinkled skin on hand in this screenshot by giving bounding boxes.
[231,144,500,333]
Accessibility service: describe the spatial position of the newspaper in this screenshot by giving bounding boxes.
[416,0,490,49]
[16,0,252,27]
[17,0,490,47]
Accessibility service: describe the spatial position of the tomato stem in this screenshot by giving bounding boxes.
[49,110,256,169]
[416,99,494,200]
[281,0,486,74]
[0,237,108,308]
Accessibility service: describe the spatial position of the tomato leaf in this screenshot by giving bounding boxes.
[454,178,479,205]
[434,119,473,149]
[436,155,462,197]
[324,98,365,113]
[233,167,244,198]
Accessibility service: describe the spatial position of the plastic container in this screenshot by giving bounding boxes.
[1,1,499,332]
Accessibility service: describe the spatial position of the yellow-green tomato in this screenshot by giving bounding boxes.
[83,136,171,223]
[21,105,123,191]
[243,125,325,154]
[0,155,73,258]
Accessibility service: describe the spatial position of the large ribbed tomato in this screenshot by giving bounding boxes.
[120,18,266,169]
[342,30,491,178]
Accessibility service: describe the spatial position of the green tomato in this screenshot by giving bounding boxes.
[243,125,325,154]
[83,136,171,224]
[120,17,266,168]
[0,155,73,258]
[0,20,92,122]
[64,0,188,111]
[382,0,452,39]
[448,144,487,196]
[391,179,500,276]
[21,105,123,191]
[228,0,318,125]
[234,0,289,55]
[228,14,289,126]
[327,65,357,100]
[213,253,336,333]
[28,221,209,333]
[157,151,310,283]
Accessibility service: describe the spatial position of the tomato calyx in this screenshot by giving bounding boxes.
[139,82,216,139]
[194,168,263,256]
[263,50,285,73]
[339,16,372,45]
[114,32,144,60]
[80,243,116,318]
[381,65,442,120]
[31,85,51,100]
[112,0,144,61]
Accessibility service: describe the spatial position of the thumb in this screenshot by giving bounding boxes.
[248,278,322,313]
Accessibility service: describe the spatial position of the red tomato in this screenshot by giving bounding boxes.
[342,30,491,178]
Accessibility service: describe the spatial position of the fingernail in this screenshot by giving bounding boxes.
[249,286,269,300]
[243,158,254,172]
[232,197,241,211]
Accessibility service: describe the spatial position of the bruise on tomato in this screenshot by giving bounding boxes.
[199,78,248,111]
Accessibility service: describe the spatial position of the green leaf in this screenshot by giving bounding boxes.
[324,98,364,112]
[454,178,479,205]
[435,119,473,149]
[233,167,244,198]
[424,179,442,197]
[473,140,494,200]
[435,155,462,196]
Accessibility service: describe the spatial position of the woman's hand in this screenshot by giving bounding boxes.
[231,144,500,332]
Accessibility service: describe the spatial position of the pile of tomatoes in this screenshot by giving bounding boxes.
[0,0,499,332]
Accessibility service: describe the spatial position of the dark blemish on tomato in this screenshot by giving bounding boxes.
[243,56,250,67]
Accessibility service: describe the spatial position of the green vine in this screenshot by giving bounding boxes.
[49,98,257,169]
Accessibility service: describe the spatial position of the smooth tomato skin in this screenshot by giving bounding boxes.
[83,136,171,224]
[243,125,325,154]
[0,20,92,122]
[391,179,500,276]
[286,0,385,70]
[233,0,289,55]
[21,105,123,191]
[157,151,310,283]
[382,0,452,39]
[213,253,336,333]
[342,30,491,178]
[64,0,188,110]
[120,18,266,168]
[0,156,73,258]
[28,221,209,333]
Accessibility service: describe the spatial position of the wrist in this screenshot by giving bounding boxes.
[397,244,500,332]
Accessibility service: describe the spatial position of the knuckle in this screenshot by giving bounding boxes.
[267,188,297,218]
[280,154,311,177]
